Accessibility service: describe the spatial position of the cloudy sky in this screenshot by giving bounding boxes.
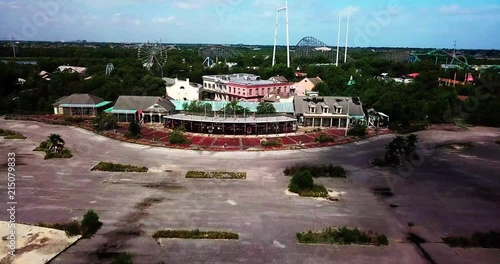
[1,0,499,49]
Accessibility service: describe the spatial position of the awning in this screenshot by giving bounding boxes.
[111,110,138,114]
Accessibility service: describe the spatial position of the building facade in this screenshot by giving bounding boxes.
[202,73,293,102]
[53,94,111,116]
[294,96,366,128]
[164,77,202,101]
[109,96,175,123]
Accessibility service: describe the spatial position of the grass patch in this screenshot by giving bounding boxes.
[314,133,334,143]
[261,138,282,147]
[186,171,246,179]
[152,229,239,240]
[91,162,148,172]
[36,221,82,237]
[44,149,73,159]
[436,142,474,150]
[297,227,389,246]
[0,128,26,139]
[295,184,328,198]
[284,164,347,178]
[442,231,500,248]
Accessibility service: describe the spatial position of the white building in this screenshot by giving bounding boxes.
[164,77,202,101]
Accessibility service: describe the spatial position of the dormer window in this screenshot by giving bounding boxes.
[333,103,342,114]
[321,103,329,114]
[309,103,317,113]
[180,86,185,89]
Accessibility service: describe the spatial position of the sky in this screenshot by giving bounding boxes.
[0,0,499,49]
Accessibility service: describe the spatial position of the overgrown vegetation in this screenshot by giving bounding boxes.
[152,229,239,240]
[34,134,73,159]
[126,119,141,138]
[111,253,134,264]
[314,133,334,143]
[93,113,118,131]
[296,227,389,246]
[284,164,347,178]
[288,171,328,198]
[0,128,26,139]
[186,171,246,179]
[91,162,148,172]
[64,115,85,123]
[348,122,367,137]
[256,102,276,114]
[372,134,419,167]
[36,210,102,239]
[442,231,500,248]
[261,138,282,147]
[169,128,190,144]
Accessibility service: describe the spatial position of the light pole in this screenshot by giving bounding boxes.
[345,97,350,137]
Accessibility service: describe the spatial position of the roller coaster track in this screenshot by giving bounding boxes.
[410,49,469,69]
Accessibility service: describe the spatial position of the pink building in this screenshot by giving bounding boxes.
[203,74,292,102]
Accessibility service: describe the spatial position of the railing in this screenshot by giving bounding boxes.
[181,112,295,119]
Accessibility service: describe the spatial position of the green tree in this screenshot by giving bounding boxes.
[289,170,314,193]
[256,102,276,114]
[224,101,249,115]
[81,210,103,238]
[127,119,142,138]
[92,113,118,132]
[48,134,65,154]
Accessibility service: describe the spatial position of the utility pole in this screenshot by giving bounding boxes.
[11,35,16,58]
[336,12,342,67]
[273,4,282,67]
[344,9,351,63]
[285,0,290,68]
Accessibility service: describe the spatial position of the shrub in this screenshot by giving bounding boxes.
[297,226,388,246]
[37,221,81,237]
[261,138,282,147]
[443,231,500,248]
[186,171,246,179]
[91,162,148,172]
[111,253,133,264]
[64,116,85,123]
[44,148,73,159]
[93,113,117,131]
[127,120,141,138]
[289,171,314,190]
[81,210,103,238]
[284,164,347,178]
[348,122,367,137]
[297,184,328,198]
[314,133,334,143]
[169,129,189,144]
[152,229,239,240]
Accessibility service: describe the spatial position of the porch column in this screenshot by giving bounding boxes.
[320,118,323,127]
[150,113,153,124]
[312,118,315,127]
[330,118,333,127]
[338,119,341,128]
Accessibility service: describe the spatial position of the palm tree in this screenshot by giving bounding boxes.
[405,134,419,156]
[48,134,65,154]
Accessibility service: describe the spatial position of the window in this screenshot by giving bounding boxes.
[322,107,329,114]
[267,88,271,93]
[310,107,316,113]
[180,86,185,89]
[336,107,342,114]
[261,88,264,94]
[249,89,253,96]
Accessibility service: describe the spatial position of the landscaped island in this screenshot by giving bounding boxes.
[91,162,148,172]
[297,227,388,246]
[152,229,239,240]
[186,171,246,179]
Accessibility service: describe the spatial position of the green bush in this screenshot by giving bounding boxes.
[37,220,81,237]
[314,133,334,143]
[91,162,148,172]
[348,122,367,137]
[297,184,328,198]
[92,113,118,131]
[443,231,500,248]
[44,148,73,159]
[81,210,103,238]
[111,253,133,264]
[261,138,282,147]
[186,171,246,179]
[127,119,142,138]
[152,229,239,240]
[0,129,26,139]
[64,116,85,123]
[297,226,389,246]
[169,129,190,144]
[289,171,314,190]
[284,164,347,178]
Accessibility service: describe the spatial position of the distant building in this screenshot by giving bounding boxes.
[202,73,292,102]
[269,76,289,83]
[53,94,112,116]
[293,77,323,93]
[164,77,202,101]
[109,96,175,123]
[294,96,365,128]
[56,66,87,75]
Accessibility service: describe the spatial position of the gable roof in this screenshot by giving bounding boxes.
[53,94,105,106]
[294,96,365,116]
[113,96,175,112]
[307,77,323,86]
[270,76,289,83]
